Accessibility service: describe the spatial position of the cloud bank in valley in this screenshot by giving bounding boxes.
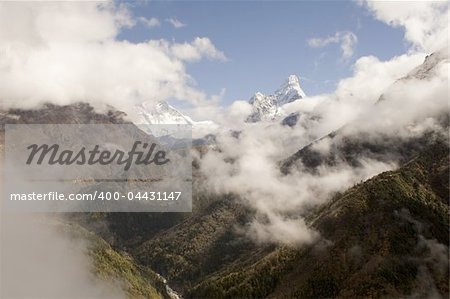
[0,0,448,251]
[0,1,447,298]
[0,2,225,297]
[197,1,449,245]
[199,48,448,246]
[0,214,126,298]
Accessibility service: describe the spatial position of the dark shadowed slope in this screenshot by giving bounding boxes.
[187,138,448,298]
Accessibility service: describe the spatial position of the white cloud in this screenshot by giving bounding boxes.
[359,0,449,52]
[308,31,358,60]
[170,37,227,62]
[166,17,186,28]
[1,0,447,248]
[199,48,448,245]
[197,8,449,244]
[228,100,253,121]
[0,1,225,113]
[1,213,126,298]
[181,0,449,246]
[138,16,160,28]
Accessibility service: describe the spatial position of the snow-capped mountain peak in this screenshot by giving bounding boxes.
[249,92,266,104]
[247,93,278,122]
[274,75,306,106]
[246,75,306,122]
[135,100,218,138]
[136,100,195,125]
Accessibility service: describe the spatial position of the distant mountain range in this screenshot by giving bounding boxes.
[247,74,305,122]
[135,74,306,126]
[135,100,215,128]
[136,101,195,125]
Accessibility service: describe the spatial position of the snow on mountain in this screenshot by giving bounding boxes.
[274,75,306,106]
[135,100,217,138]
[135,74,306,128]
[246,75,305,122]
[247,92,279,122]
[136,101,195,125]
[406,48,449,80]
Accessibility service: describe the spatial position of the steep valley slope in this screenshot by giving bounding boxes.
[1,48,448,298]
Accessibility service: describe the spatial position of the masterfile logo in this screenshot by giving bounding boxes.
[4,124,192,212]
[26,141,170,171]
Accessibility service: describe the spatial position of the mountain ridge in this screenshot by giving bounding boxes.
[247,74,306,122]
[0,49,447,299]
[281,48,449,174]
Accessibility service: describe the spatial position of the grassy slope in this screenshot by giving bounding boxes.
[57,221,169,299]
[134,195,266,291]
[24,142,449,299]
[5,104,446,298]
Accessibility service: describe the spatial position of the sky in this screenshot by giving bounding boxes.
[119,1,408,105]
[0,1,446,115]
